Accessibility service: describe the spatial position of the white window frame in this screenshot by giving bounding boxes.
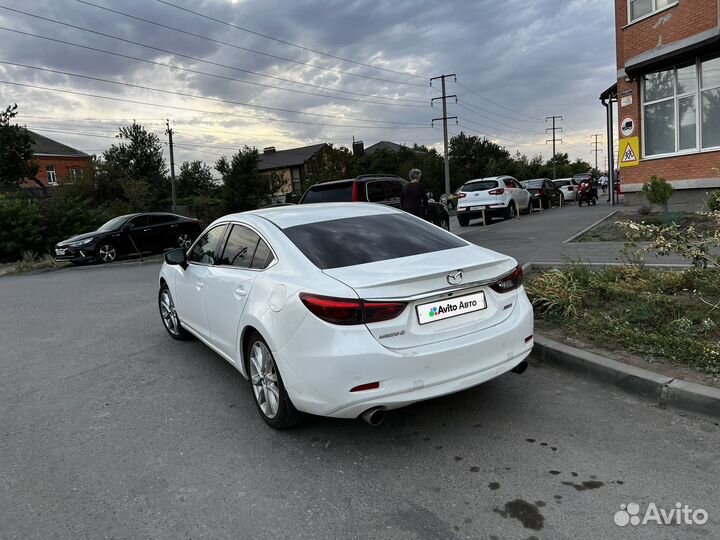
[641,55,720,159]
[627,0,678,26]
[46,165,58,185]
[69,168,82,183]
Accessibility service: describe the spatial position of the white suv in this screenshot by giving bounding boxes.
[456,176,531,226]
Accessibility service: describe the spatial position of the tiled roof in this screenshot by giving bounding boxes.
[257,143,327,170]
[27,130,89,157]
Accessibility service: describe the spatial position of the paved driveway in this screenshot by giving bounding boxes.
[1,261,718,539]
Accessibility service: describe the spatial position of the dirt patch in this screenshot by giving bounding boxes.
[572,210,717,242]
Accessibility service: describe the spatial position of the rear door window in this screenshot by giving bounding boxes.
[302,181,354,203]
[218,224,260,268]
[282,213,466,269]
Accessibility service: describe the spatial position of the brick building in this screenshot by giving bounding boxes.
[24,130,92,187]
[612,0,720,204]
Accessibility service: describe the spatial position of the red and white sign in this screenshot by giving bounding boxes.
[620,117,635,137]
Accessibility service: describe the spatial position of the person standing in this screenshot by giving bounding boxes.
[599,174,609,194]
[400,168,428,218]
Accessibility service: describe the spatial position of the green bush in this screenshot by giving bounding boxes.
[525,268,582,318]
[708,190,720,211]
[0,198,46,262]
[642,175,674,212]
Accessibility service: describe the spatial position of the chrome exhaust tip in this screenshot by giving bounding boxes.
[360,407,385,426]
[511,360,528,375]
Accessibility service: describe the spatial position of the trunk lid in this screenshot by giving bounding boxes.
[323,245,519,349]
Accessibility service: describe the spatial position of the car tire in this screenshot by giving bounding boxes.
[96,242,117,263]
[177,233,194,249]
[246,332,302,429]
[438,215,450,231]
[158,284,192,340]
[457,215,469,227]
[525,200,533,214]
[504,202,517,220]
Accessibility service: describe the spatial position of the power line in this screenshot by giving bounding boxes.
[454,122,537,145]
[452,81,544,121]
[1,61,427,126]
[0,8,426,105]
[153,0,428,81]
[0,80,434,130]
[456,99,543,124]
[75,0,425,89]
[453,103,539,134]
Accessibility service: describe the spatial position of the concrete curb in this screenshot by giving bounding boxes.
[562,209,619,243]
[532,335,720,419]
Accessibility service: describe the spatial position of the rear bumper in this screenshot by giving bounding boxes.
[274,289,534,419]
[457,204,506,219]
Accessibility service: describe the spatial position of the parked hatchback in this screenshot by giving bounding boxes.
[552,178,578,202]
[158,203,533,429]
[298,174,450,230]
[54,212,203,264]
[455,176,531,226]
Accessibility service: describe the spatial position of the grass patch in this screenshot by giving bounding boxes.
[526,265,720,379]
[0,251,63,276]
[574,210,716,242]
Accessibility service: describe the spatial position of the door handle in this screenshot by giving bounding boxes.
[143,228,151,232]
[234,286,248,298]
[195,280,204,290]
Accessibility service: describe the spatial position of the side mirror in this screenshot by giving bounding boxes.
[165,248,188,269]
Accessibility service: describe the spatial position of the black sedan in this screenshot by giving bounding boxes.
[520,178,564,209]
[54,212,203,264]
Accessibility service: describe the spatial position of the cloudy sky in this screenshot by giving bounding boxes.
[0,0,617,170]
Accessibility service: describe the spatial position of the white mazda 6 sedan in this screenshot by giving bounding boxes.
[158,203,534,429]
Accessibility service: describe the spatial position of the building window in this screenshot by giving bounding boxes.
[292,167,301,193]
[629,0,674,23]
[69,168,83,183]
[46,165,57,185]
[642,56,720,157]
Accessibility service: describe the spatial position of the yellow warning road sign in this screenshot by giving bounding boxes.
[619,137,640,167]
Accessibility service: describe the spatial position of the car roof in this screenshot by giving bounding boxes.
[220,202,398,229]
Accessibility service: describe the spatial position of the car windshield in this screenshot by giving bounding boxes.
[522,180,545,188]
[461,180,498,192]
[302,182,354,203]
[97,215,131,232]
[282,213,467,269]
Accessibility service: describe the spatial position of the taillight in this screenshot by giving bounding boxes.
[299,293,406,325]
[490,265,523,293]
[352,182,361,202]
[538,189,545,195]
[458,193,467,198]
[488,188,504,195]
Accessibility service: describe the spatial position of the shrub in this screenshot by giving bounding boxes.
[708,190,720,212]
[0,198,45,262]
[638,204,652,216]
[642,175,674,212]
[525,268,582,318]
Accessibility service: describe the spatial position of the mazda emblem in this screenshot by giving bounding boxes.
[447,270,463,285]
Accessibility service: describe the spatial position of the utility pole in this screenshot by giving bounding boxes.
[430,74,457,200]
[591,133,603,172]
[165,119,177,213]
[545,115,563,180]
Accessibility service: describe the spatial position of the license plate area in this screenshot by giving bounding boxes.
[416,291,487,325]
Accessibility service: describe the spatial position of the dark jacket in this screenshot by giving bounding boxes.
[401,182,428,216]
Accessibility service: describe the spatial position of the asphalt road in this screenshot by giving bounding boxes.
[1,216,718,539]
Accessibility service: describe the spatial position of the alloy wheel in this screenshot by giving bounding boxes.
[178,233,193,249]
[249,341,280,419]
[159,289,180,336]
[98,244,116,263]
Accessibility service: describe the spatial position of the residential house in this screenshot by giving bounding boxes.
[19,130,92,188]
[257,143,329,198]
[609,0,720,204]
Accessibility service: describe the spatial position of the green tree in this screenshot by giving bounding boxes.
[98,122,168,210]
[449,133,511,184]
[177,160,217,198]
[216,146,282,212]
[0,104,42,191]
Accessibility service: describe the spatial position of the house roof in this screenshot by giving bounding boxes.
[364,141,409,155]
[257,143,327,171]
[27,130,89,157]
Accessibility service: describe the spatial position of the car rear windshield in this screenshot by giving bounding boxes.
[553,180,571,187]
[461,180,498,192]
[302,181,354,203]
[522,180,545,188]
[282,213,467,269]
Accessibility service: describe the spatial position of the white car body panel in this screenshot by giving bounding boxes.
[159,203,534,420]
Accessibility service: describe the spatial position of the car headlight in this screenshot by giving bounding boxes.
[67,238,94,247]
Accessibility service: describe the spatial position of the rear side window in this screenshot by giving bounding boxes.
[302,181,354,203]
[282,213,466,269]
[462,180,499,191]
[251,239,274,269]
[149,215,176,225]
[219,225,260,268]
